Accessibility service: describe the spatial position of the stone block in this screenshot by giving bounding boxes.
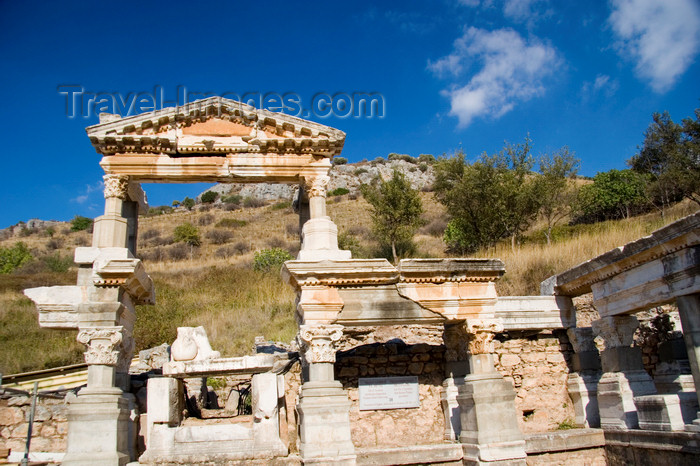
[636,394,688,431]
[597,370,656,429]
[147,378,183,426]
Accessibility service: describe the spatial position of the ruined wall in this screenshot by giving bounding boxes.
[493,330,576,433]
[0,393,68,455]
[333,325,446,449]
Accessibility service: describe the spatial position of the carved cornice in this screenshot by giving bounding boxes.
[551,212,700,297]
[282,259,399,289]
[86,96,346,157]
[298,324,344,363]
[93,258,155,305]
[103,174,129,200]
[397,259,505,284]
[77,326,125,366]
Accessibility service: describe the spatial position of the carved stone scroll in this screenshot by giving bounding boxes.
[304,175,330,199]
[298,324,343,363]
[77,326,125,366]
[103,174,130,200]
[465,319,503,355]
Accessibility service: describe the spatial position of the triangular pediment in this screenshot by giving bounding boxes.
[86,96,345,157]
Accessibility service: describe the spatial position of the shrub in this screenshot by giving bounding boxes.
[46,238,64,250]
[70,215,93,232]
[139,246,166,262]
[44,227,56,238]
[419,163,429,172]
[197,214,215,226]
[167,243,190,261]
[285,223,299,237]
[418,154,436,164]
[243,197,265,208]
[43,253,73,273]
[271,201,291,210]
[388,153,417,164]
[355,168,369,175]
[253,248,293,273]
[420,217,447,237]
[373,156,385,164]
[223,203,240,211]
[181,197,195,210]
[328,187,350,197]
[141,229,160,240]
[216,218,247,228]
[146,205,173,216]
[206,229,233,245]
[173,223,201,246]
[201,191,218,204]
[266,236,287,249]
[222,194,242,204]
[332,157,348,165]
[0,242,32,274]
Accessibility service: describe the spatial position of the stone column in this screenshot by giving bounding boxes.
[296,324,356,464]
[297,176,351,261]
[592,315,656,429]
[566,327,602,428]
[457,320,526,465]
[677,294,700,431]
[60,176,148,465]
[93,174,130,249]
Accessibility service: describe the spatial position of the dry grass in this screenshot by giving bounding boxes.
[1,192,696,373]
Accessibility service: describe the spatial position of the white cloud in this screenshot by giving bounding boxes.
[582,74,619,99]
[609,0,700,93]
[429,27,560,127]
[503,0,548,24]
[457,0,482,6]
[72,181,103,204]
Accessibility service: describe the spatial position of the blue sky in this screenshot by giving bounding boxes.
[1,0,699,228]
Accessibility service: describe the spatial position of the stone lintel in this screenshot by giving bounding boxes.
[547,212,699,297]
[495,296,575,331]
[162,353,288,378]
[523,428,605,454]
[282,259,398,289]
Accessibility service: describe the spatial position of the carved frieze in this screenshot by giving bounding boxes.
[298,324,344,363]
[77,326,125,366]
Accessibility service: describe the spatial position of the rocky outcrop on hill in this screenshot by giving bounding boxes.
[198,159,435,202]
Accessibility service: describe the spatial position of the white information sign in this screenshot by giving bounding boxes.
[358,376,420,410]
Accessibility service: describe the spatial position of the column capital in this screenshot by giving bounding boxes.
[77,326,125,366]
[592,315,638,349]
[567,327,598,353]
[298,324,343,363]
[103,174,130,200]
[303,175,330,198]
[465,319,503,355]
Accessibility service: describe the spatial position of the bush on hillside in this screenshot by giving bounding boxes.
[201,191,218,204]
[181,197,195,210]
[206,229,233,245]
[173,223,201,246]
[243,197,265,208]
[418,154,435,164]
[253,248,293,273]
[0,242,32,274]
[332,157,348,165]
[217,218,247,228]
[328,187,350,196]
[70,215,93,232]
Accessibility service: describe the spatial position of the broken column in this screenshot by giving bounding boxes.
[297,175,351,261]
[458,319,526,465]
[592,315,656,429]
[296,324,356,464]
[566,327,602,428]
[24,174,154,465]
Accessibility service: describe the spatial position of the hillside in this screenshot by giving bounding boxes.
[0,160,697,374]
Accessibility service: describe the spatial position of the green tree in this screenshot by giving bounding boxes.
[0,242,32,274]
[537,147,580,244]
[181,197,195,210]
[360,170,423,264]
[629,109,700,211]
[434,137,542,254]
[574,169,648,223]
[173,223,201,247]
[253,248,293,273]
[70,215,93,232]
[201,191,218,204]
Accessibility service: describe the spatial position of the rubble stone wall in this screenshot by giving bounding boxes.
[493,330,576,433]
[335,341,445,449]
[0,393,68,454]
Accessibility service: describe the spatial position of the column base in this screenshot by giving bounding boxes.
[457,372,526,464]
[298,217,351,261]
[635,393,699,431]
[567,372,601,428]
[297,380,356,464]
[441,376,463,441]
[597,370,656,430]
[62,392,136,466]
